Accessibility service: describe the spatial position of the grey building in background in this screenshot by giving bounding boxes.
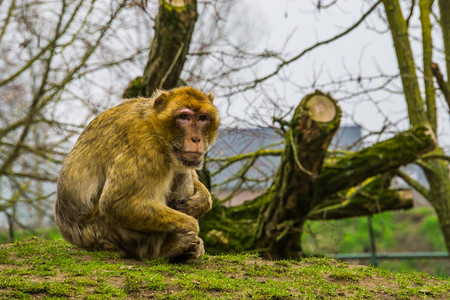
[208,126,362,205]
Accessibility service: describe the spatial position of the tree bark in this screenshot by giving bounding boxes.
[123,0,197,97]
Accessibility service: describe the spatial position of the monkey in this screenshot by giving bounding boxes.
[54,86,219,263]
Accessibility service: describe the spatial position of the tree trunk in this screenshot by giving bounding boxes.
[382,0,450,254]
[433,1,450,254]
[255,92,341,259]
[123,0,197,98]
[421,151,450,255]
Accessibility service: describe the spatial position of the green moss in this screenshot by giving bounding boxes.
[123,76,144,98]
[199,197,258,253]
[318,124,435,198]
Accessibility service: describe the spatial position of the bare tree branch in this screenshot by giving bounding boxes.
[431,62,450,110]
[226,1,381,93]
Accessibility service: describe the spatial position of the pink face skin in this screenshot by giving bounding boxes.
[175,108,212,160]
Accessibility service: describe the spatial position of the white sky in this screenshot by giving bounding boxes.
[221,0,449,149]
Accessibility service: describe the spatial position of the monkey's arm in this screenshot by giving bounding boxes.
[169,172,212,219]
[99,177,199,234]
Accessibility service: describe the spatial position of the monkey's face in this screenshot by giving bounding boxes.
[152,87,219,169]
[172,107,214,168]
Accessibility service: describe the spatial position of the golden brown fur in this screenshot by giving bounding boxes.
[55,87,219,262]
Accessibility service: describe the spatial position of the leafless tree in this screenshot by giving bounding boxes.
[0,0,154,238]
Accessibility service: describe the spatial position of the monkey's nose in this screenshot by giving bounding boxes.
[191,137,201,144]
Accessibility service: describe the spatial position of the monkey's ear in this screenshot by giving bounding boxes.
[153,91,169,111]
[207,92,214,103]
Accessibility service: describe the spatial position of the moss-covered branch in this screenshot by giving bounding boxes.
[309,189,413,220]
[316,124,437,199]
[308,175,413,220]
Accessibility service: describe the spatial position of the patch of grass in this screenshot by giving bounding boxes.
[347,284,374,299]
[0,237,448,299]
[329,265,373,281]
[0,247,12,264]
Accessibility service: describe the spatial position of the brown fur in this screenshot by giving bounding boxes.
[55,87,219,262]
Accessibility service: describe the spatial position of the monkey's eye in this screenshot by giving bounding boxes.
[177,114,190,120]
[198,115,210,122]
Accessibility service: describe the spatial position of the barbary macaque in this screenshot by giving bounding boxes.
[54,86,219,262]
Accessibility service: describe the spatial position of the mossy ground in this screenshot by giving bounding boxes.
[0,237,448,299]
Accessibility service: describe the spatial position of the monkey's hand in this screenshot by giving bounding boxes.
[169,178,212,219]
[168,198,194,216]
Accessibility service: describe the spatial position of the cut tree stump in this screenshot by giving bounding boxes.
[254,91,341,259]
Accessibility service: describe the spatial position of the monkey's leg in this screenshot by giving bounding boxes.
[54,217,134,257]
[169,176,212,219]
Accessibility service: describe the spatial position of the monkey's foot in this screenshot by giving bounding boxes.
[170,233,205,264]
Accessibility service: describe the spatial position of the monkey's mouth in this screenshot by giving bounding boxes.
[181,151,203,160]
[176,151,204,168]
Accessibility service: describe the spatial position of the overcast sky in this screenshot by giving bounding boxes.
[227,0,449,148]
